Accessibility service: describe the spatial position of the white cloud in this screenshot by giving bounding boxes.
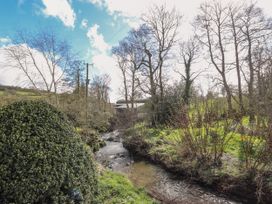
[41,0,76,28]
[90,0,272,17]
[0,37,11,45]
[87,24,111,54]
[91,53,122,101]
[0,44,66,91]
[122,18,140,29]
[88,0,272,32]
[88,0,104,7]
[87,0,205,31]
[81,18,88,28]
[85,23,121,101]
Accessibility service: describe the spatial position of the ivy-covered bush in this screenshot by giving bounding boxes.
[0,101,97,204]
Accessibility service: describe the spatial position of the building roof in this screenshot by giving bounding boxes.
[114,102,145,109]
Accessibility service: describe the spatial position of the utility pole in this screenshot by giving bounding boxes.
[85,63,93,126]
[76,68,80,96]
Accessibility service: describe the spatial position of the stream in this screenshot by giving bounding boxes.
[95,130,240,204]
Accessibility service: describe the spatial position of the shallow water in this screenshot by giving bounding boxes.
[96,131,240,204]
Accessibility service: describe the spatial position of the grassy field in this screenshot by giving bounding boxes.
[0,86,46,107]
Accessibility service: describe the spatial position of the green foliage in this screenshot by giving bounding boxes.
[238,134,271,171]
[88,111,113,132]
[149,144,179,164]
[124,124,180,167]
[95,170,156,204]
[77,128,106,152]
[55,92,113,132]
[0,100,97,203]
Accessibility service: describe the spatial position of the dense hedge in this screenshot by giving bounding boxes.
[0,101,97,203]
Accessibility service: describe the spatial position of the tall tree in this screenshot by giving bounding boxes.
[142,5,181,101]
[228,3,245,113]
[65,60,85,94]
[114,25,160,125]
[196,1,233,113]
[239,3,272,123]
[4,30,73,94]
[112,44,130,108]
[91,74,111,105]
[178,37,200,105]
[112,30,144,109]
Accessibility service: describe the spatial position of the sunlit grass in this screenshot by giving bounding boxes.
[131,120,266,160]
[96,170,156,204]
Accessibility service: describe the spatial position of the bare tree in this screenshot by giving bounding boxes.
[239,3,272,123]
[4,30,73,95]
[112,44,130,108]
[178,37,200,105]
[4,44,39,89]
[196,1,233,113]
[91,74,111,105]
[65,60,85,95]
[258,44,272,124]
[113,3,181,126]
[128,5,181,126]
[142,5,181,100]
[136,25,160,126]
[112,31,144,109]
[114,24,160,125]
[228,3,245,113]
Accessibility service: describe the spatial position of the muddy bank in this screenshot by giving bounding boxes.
[122,130,271,204]
[96,131,240,204]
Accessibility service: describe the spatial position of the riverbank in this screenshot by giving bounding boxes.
[96,131,240,204]
[95,131,157,203]
[95,168,156,204]
[122,124,272,203]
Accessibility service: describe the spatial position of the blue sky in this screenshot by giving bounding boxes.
[0,0,131,60]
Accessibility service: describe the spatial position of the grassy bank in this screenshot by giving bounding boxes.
[123,123,272,203]
[95,169,156,204]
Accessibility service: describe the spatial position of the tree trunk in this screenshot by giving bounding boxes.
[184,62,192,105]
[231,13,244,112]
[247,33,255,123]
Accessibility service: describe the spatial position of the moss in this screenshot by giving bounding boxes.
[95,170,156,204]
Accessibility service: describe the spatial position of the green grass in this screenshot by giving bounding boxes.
[136,117,266,158]
[96,170,156,204]
[128,120,268,173]
[0,87,49,107]
[15,90,37,96]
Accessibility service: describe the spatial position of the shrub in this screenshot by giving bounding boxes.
[78,128,106,152]
[0,101,97,203]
